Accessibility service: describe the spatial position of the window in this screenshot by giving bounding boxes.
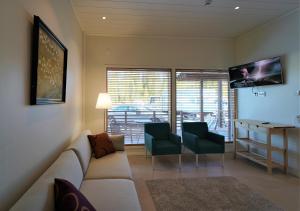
[107,68,171,144]
[176,70,235,142]
[106,68,235,144]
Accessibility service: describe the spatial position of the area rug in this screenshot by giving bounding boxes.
[146,176,282,211]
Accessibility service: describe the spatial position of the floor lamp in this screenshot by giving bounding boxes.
[96,93,112,131]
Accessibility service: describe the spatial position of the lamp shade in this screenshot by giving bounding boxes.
[96,93,112,109]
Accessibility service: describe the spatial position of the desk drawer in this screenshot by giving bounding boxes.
[249,124,268,133]
[235,121,248,129]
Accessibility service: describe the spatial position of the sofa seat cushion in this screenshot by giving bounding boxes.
[11,150,83,211]
[80,179,141,211]
[85,151,132,180]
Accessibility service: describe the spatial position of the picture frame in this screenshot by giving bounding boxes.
[30,15,68,105]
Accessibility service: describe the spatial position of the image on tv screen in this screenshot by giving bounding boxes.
[229,57,283,88]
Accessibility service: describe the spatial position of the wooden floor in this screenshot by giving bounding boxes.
[127,151,300,211]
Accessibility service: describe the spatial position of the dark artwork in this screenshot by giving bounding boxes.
[229,57,283,89]
[30,16,68,105]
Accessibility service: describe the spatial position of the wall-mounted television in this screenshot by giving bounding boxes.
[229,57,283,89]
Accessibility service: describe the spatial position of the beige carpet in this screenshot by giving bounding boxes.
[146,176,282,211]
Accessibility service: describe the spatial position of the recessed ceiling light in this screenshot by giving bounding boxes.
[204,0,212,6]
[102,16,107,20]
[235,6,240,10]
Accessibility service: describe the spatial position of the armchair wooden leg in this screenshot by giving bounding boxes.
[196,154,199,167]
[178,154,182,169]
[152,156,155,170]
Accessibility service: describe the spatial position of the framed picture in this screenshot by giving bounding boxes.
[30,15,68,105]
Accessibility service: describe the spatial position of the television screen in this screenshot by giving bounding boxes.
[229,57,283,89]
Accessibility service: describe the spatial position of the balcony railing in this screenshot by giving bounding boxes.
[107,110,231,144]
[176,111,230,140]
[107,110,169,144]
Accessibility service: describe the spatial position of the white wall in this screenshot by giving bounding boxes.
[0,0,83,209]
[235,10,300,176]
[85,36,235,133]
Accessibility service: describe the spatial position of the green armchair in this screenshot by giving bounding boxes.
[144,123,182,169]
[182,122,225,167]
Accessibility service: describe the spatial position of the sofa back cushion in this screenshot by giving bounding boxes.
[11,150,83,211]
[110,134,125,151]
[67,130,92,174]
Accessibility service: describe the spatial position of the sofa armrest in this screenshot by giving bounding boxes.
[109,134,125,151]
[182,131,198,148]
[145,132,155,152]
[169,133,181,147]
[207,132,225,146]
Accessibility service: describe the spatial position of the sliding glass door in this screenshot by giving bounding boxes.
[176,70,235,142]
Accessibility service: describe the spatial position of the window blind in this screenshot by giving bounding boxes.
[107,68,171,144]
[176,70,235,142]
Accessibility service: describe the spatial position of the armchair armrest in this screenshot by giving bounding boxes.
[109,134,124,151]
[169,133,181,146]
[144,132,155,152]
[182,131,198,148]
[207,132,225,146]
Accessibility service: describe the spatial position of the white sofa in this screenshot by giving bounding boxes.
[11,130,141,211]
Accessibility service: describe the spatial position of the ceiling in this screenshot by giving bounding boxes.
[71,0,299,38]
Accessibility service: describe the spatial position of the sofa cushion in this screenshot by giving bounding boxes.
[88,132,116,158]
[85,151,132,180]
[54,178,96,211]
[80,179,141,211]
[110,134,125,151]
[11,150,83,211]
[67,130,92,175]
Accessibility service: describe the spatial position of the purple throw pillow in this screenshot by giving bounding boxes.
[54,178,96,211]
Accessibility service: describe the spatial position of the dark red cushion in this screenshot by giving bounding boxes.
[88,132,116,158]
[54,178,96,211]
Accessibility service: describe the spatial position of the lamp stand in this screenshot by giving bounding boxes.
[104,109,107,132]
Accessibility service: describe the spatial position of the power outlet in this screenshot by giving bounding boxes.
[258,91,266,97]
